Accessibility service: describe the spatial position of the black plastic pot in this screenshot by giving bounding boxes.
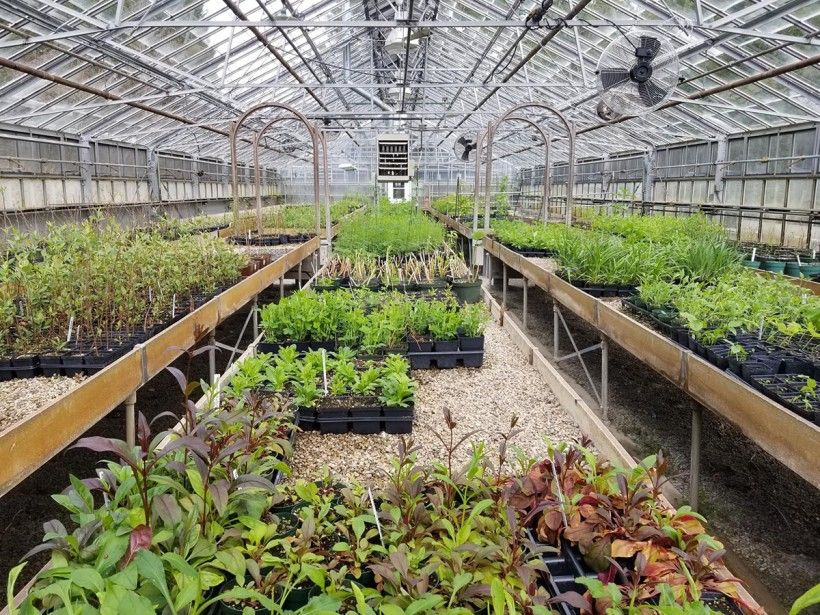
[433,339,459,368]
[317,406,349,434]
[12,355,38,378]
[39,355,63,377]
[458,335,484,352]
[350,404,381,434]
[295,407,317,431]
[383,404,413,434]
[407,337,433,353]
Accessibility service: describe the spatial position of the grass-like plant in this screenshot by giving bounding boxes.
[335,208,446,257]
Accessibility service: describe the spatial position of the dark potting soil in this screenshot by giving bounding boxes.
[490,280,820,614]
[0,286,285,605]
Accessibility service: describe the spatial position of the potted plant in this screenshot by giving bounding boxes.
[378,372,415,434]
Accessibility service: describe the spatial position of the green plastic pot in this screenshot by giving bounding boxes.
[742,260,761,269]
[784,261,802,277]
[450,280,482,303]
[800,263,820,277]
[760,260,786,273]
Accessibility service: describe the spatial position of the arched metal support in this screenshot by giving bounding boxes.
[319,130,332,255]
[472,117,550,228]
[484,102,575,230]
[229,102,323,240]
[253,116,300,236]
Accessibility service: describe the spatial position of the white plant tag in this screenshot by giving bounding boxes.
[368,487,384,547]
[66,315,74,343]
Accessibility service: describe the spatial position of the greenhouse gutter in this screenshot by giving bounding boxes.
[0,237,322,498]
[428,208,820,489]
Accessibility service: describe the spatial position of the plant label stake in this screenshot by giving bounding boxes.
[321,349,328,394]
[213,373,221,410]
[149,287,153,302]
[797,253,802,267]
[172,294,176,319]
[368,487,385,547]
[758,315,765,340]
[66,315,74,343]
[751,247,757,262]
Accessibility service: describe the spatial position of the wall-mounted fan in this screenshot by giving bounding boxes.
[595,31,680,120]
[453,135,477,161]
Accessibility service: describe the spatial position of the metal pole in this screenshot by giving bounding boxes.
[252,295,259,339]
[690,405,703,511]
[208,331,216,383]
[522,276,528,330]
[279,276,285,299]
[553,304,560,360]
[125,391,137,448]
[601,336,609,421]
[298,259,303,289]
[502,263,507,311]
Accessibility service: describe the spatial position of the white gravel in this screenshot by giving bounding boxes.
[288,320,581,486]
[0,376,84,433]
[527,256,559,273]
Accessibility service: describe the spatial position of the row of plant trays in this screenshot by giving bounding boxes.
[407,336,485,369]
[624,298,820,424]
[229,232,314,246]
[560,273,636,298]
[258,335,485,370]
[0,283,239,380]
[315,276,483,303]
[504,244,556,258]
[527,532,743,615]
[295,399,413,434]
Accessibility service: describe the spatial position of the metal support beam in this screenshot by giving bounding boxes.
[279,275,285,300]
[125,391,137,448]
[713,135,729,204]
[690,405,703,511]
[601,336,609,422]
[192,155,200,200]
[642,146,656,207]
[252,295,259,339]
[147,147,160,202]
[208,331,216,384]
[78,135,93,206]
[522,277,528,331]
[502,263,507,311]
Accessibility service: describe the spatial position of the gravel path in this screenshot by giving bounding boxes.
[0,376,84,433]
[288,320,581,487]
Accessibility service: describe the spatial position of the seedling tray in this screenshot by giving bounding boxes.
[750,374,820,424]
[296,404,413,434]
[407,336,485,369]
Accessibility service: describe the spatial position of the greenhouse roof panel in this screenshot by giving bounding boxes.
[0,0,816,164]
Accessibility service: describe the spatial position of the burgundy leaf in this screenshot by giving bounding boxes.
[153,494,183,526]
[72,437,135,465]
[189,344,218,358]
[234,474,276,492]
[550,591,592,611]
[165,366,188,394]
[210,479,229,516]
[120,524,152,567]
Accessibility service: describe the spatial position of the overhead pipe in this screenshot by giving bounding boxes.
[484,102,574,229]
[399,0,417,112]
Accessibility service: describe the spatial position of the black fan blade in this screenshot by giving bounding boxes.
[461,148,471,162]
[637,80,667,107]
[640,36,661,61]
[456,135,469,148]
[599,67,630,89]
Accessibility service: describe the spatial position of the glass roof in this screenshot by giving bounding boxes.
[0,0,817,169]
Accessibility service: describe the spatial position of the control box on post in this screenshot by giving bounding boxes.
[377,133,410,182]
